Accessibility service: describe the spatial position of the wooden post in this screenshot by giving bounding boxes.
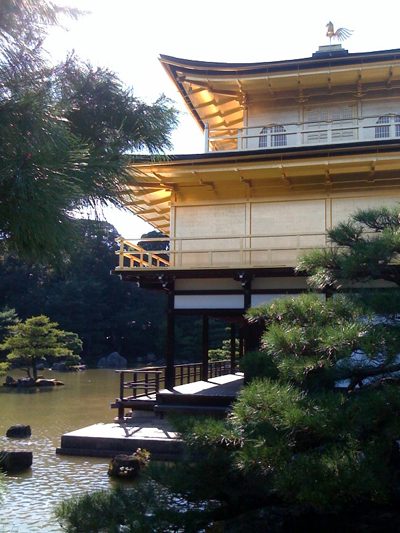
[118,371,124,420]
[165,292,175,389]
[230,323,236,374]
[133,372,137,398]
[239,327,244,360]
[204,122,209,152]
[118,240,124,269]
[202,315,209,381]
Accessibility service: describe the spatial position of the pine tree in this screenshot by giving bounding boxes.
[296,204,400,290]
[0,2,178,262]
[1,315,82,380]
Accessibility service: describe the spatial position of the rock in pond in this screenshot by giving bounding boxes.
[17,377,36,388]
[4,375,16,387]
[98,351,127,369]
[52,362,87,372]
[108,449,150,479]
[0,450,32,472]
[6,425,31,438]
[3,376,64,388]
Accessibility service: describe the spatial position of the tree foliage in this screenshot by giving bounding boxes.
[0,221,227,364]
[1,314,82,379]
[246,293,400,391]
[0,0,81,45]
[296,204,400,290]
[55,481,216,533]
[0,2,178,262]
[0,220,167,362]
[0,306,19,342]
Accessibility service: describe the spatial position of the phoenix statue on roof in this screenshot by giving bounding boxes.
[326,21,353,44]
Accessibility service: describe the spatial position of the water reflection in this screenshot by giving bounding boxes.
[0,369,125,532]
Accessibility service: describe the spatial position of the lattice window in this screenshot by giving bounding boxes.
[306,106,355,144]
[375,116,390,138]
[271,125,287,147]
[395,116,400,137]
[259,125,287,148]
[259,127,268,148]
[375,115,400,139]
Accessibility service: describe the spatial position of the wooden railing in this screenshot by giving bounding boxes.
[116,232,328,271]
[204,114,400,152]
[174,360,231,385]
[117,368,164,400]
[113,360,231,419]
[116,239,170,268]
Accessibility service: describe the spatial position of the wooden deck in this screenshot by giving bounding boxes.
[155,373,244,417]
[111,362,236,420]
[164,373,244,396]
[57,374,244,459]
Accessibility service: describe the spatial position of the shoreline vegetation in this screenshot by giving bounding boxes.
[55,206,400,532]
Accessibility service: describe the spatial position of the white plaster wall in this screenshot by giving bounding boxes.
[175,294,245,310]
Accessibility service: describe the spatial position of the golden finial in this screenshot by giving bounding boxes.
[326,22,353,44]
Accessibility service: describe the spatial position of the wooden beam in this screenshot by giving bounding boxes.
[184,80,240,99]
[194,96,234,109]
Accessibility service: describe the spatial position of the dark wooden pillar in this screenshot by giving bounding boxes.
[165,292,175,389]
[239,327,244,360]
[244,321,263,353]
[230,323,236,373]
[202,315,209,381]
[242,276,254,353]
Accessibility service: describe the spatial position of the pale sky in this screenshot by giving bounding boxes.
[46,0,400,236]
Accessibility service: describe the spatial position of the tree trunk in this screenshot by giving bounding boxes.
[32,359,38,381]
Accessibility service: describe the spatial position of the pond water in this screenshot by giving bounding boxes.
[0,368,128,533]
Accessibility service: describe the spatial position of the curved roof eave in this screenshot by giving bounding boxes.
[159,48,400,77]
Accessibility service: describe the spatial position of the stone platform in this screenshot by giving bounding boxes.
[57,373,244,460]
[56,416,183,460]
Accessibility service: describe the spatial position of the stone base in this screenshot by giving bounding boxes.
[3,376,64,388]
[108,450,150,479]
[0,450,33,472]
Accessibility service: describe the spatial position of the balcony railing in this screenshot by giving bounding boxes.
[115,232,328,271]
[116,238,170,268]
[204,114,400,152]
[112,360,231,419]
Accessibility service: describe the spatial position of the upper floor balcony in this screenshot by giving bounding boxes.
[205,114,400,152]
[115,232,328,273]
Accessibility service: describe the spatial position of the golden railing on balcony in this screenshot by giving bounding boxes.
[115,232,329,270]
[116,238,170,268]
